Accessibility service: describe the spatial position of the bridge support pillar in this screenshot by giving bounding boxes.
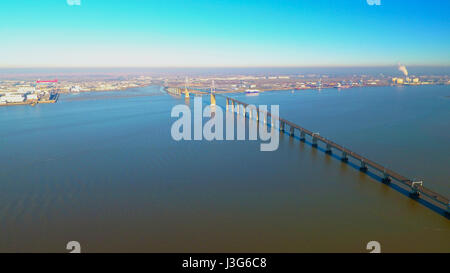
[289,127,295,137]
[446,203,450,216]
[312,133,318,147]
[210,93,216,106]
[300,131,306,141]
[236,104,240,114]
[226,98,229,110]
[382,170,391,184]
[341,151,348,162]
[360,160,368,172]
[409,181,422,199]
[325,143,332,154]
[185,88,190,99]
[280,122,285,132]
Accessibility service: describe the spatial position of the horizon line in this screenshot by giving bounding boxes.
[1,65,450,69]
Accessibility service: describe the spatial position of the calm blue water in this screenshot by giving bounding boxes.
[230,85,450,195]
[0,85,449,252]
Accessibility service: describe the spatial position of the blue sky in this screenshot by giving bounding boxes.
[1,0,449,67]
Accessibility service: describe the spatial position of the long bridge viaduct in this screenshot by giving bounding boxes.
[166,86,450,217]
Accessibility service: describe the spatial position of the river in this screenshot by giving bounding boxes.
[0,84,448,252]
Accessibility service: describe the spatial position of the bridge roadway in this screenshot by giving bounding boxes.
[164,86,228,95]
[220,95,449,215]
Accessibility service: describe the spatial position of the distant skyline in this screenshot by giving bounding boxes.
[1,0,449,67]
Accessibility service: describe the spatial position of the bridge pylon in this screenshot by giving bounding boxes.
[289,126,295,136]
[382,169,391,184]
[325,143,332,154]
[410,181,423,199]
[360,160,368,172]
[312,133,319,147]
[300,131,306,141]
[184,77,190,99]
[210,80,216,106]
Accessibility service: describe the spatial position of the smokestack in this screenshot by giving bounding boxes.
[398,63,408,77]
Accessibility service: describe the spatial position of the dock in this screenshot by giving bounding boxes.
[0,93,59,107]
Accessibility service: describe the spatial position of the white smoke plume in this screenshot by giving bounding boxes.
[398,63,408,76]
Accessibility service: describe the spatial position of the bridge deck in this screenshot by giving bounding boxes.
[224,96,449,211]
